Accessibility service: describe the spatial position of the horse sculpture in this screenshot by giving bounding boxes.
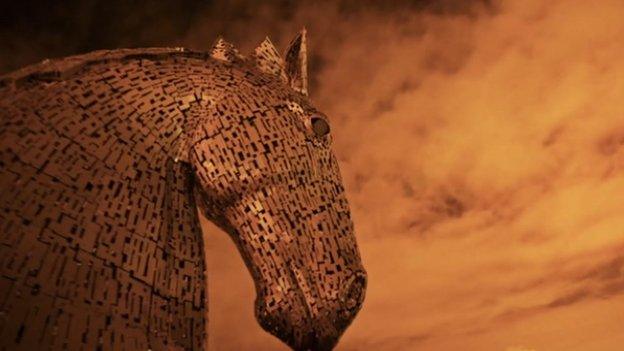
[0,30,367,350]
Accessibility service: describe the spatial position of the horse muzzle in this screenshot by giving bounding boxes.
[255,270,367,351]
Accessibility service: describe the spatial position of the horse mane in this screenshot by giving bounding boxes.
[1,31,308,98]
[0,47,214,89]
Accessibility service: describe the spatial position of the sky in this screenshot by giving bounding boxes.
[3,1,624,350]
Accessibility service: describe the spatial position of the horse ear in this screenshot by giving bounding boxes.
[210,37,244,62]
[284,28,308,96]
[251,37,288,82]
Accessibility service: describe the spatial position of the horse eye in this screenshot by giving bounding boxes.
[311,116,330,137]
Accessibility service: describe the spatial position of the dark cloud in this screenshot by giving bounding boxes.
[0,0,492,72]
[492,252,624,328]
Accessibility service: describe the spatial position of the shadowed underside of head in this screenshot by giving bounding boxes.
[192,31,367,350]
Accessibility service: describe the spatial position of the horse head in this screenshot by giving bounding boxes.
[191,30,367,350]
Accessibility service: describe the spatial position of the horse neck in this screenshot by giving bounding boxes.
[1,48,227,164]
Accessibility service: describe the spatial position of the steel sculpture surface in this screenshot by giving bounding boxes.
[0,31,366,351]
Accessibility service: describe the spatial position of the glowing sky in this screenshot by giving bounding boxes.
[201,1,624,350]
